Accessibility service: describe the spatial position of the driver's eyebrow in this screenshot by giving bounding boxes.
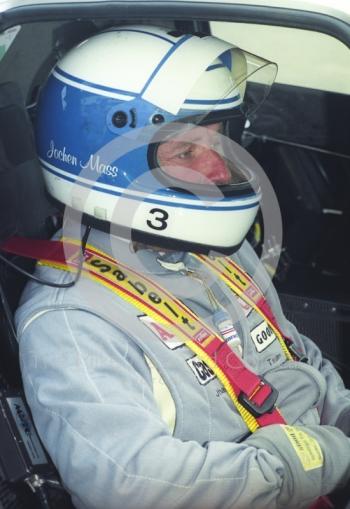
[168,133,215,149]
[160,140,193,158]
[174,127,221,146]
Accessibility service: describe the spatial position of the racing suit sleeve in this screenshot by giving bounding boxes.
[18,308,350,509]
[297,329,350,435]
[245,423,350,507]
[235,240,350,434]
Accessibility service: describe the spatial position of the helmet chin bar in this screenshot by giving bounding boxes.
[130,228,246,256]
[80,212,246,256]
[49,165,260,255]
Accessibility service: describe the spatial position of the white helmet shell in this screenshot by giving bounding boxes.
[36,25,275,254]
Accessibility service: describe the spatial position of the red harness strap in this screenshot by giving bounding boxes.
[1,236,78,263]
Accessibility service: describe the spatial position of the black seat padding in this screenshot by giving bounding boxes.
[0,81,57,385]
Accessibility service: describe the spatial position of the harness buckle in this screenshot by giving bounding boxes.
[288,343,309,363]
[238,379,279,418]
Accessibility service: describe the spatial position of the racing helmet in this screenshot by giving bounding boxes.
[35,25,277,254]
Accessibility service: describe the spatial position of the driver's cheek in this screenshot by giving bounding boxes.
[192,149,231,182]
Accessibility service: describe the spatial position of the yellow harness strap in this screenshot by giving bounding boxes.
[39,240,287,432]
[194,254,293,361]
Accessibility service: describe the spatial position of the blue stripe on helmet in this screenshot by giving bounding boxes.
[140,34,193,97]
[54,67,136,98]
[107,28,176,45]
[206,64,225,71]
[184,94,240,105]
[42,163,259,211]
[219,50,232,70]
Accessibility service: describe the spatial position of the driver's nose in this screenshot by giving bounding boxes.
[195,148,231,184]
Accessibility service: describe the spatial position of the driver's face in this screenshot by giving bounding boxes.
[156,122,231,185]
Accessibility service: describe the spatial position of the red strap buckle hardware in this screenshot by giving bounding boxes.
[238,378,278,418]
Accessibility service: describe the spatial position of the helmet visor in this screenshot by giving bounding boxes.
[153,121,256,194]
[177,47,278,122]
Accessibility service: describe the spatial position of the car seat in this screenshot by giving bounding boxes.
[0,80,74,509]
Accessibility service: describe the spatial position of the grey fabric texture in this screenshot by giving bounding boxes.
[15,226,350,509]
[245,424,350,507]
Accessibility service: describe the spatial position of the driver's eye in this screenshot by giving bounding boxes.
[177,147,195,160]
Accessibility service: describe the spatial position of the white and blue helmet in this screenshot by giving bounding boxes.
[36,25,277,254]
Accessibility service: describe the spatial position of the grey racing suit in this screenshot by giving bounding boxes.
[15,227,350,509]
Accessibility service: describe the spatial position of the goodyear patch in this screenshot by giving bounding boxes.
[251,320,277,353]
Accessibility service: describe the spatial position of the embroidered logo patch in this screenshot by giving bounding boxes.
[250,321,277,352]
[138,315,183,350]
[193,327,210,343]
[186,355,216,385]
